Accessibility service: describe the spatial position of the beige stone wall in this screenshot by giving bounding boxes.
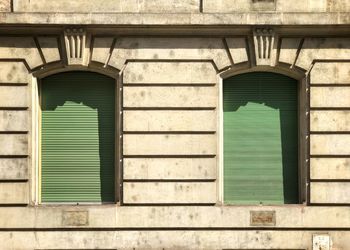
[11,0,350,13]
[309,61,350,205]
[0,33,350,249]
[0,61,30,207]
[204,0,350,12]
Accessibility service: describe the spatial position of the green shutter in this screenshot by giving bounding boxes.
[41,71,115,203]
[223,72,299,204]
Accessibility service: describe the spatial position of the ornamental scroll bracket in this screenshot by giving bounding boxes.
[253,27,277,66]
[63,27,90,66]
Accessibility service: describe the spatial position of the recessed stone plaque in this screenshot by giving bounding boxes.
[250,211,276,226]
[251,0,276,11]
[313,234,330,250]
[62,210,89,226]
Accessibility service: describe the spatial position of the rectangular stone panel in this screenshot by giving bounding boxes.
[310,158,350,180]
[311,62,350,84]
[123,134,217,155]
[0,86,28,107]
[0,111,28,131]
[0,158,28,180]
[0,62,28,83]
[123,110,216,132]
[311,135,350,155]
[123,86,217,108]
[0,182,28,204]
[310,87,350,108]
[124,158,216,180]
[203,0,252,12]
[123,62,217,84]
[0,134,28,155]
[310,182,350,204]
[123,182,216,204]
[310,111,350,131]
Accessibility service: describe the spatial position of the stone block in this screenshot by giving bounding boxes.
[123,134,217,155]
[0,134,28,155]
[311,134,350,155]
[0,86,28,107]
[310,87,350,108]
[0,182,28,204]
[310,111,350,131]
[0,110,28,131]
[0,0,10,12]
[37,37,60,63]
[123,62,217,84]
[91,37,114,65]
[310,158,350,180]
[0,62,28,83]
[311,182,350,204]
[123,110,216,132]
[225,38,248,64]
[311,62,350,84]
[123,182,216,204]
[0,158,28,180]
[279,38,302,65]
[123,86,217,108]
[124,158,216,180]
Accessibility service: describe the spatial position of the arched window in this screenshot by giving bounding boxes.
[223,72,300,204]
[40,71,116,203]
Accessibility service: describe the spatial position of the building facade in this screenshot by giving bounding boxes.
[0,0,350,249]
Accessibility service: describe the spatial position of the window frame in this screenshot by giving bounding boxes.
[31,67,122,205]
[218,67,308,206]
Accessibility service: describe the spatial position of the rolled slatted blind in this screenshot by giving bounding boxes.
[223,72,299,204]
[41,71,115,203]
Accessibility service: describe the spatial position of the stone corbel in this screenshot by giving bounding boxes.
[253,27,276,66]
[64,27,90,66]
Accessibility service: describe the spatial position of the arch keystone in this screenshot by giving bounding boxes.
[64,27,90,66]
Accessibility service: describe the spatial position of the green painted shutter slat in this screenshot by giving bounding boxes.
[41,71,115,203]
[223,72,299,205]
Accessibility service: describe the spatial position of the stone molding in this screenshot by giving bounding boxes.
[64,27,88,66]
[253,27,275,66]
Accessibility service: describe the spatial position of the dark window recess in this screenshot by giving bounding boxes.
[223,72,299,205]
[41,71,115,203]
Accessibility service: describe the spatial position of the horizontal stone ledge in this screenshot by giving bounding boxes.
[0,206,349,228]
[1,231,349,250]
[0,12,349,26]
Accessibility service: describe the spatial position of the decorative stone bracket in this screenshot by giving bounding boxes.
[253,27,276,66]
[64,27,89,66]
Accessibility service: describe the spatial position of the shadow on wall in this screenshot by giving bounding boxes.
[40,71,115,203]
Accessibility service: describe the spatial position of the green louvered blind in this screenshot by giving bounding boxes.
[223,72,299,205]
[41,71,115,203]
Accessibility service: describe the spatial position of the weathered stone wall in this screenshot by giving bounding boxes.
[0,32,350,249]
[11,0,350,13]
